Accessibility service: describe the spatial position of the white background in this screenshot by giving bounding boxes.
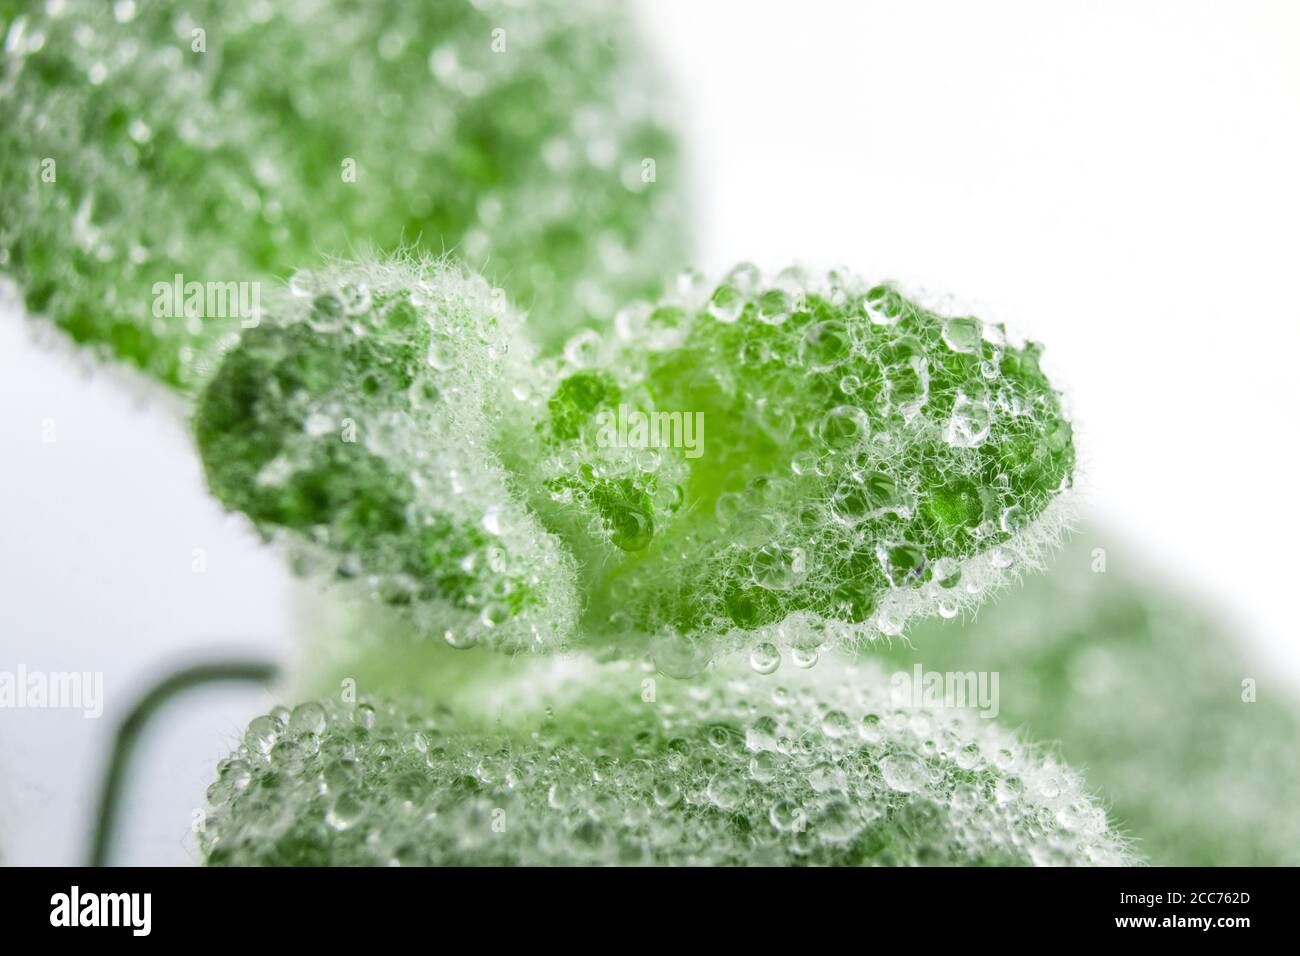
[1,0,1298,864]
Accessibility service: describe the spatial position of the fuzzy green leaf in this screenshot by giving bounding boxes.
[0,0,686,388]
[200,657,1134,866]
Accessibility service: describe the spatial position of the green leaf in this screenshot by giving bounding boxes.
[882,524,1300,866]
[200,656,1135,866]
[0,0,686,389]
[194,255,578,652]
[530,265,1076,666]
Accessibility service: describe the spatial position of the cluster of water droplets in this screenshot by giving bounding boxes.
[533,265,1075,664]
[200,658,1131,866]
[0,0,685,390]
[193,256,577,652]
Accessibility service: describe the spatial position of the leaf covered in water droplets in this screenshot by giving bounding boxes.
[200,657,1134,866]
[0,0,686,389]
[527,264,1076,665]
[194,255,578,652]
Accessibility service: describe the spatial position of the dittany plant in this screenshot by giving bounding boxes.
[0,0,685,389]
[199,655,1133,866]
[185,258,1114,866]
[3,1,1134,870]
[195,258,1075,667]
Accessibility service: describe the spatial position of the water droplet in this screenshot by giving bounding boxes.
[707,774,744,810]
[327,792,365,830]
[790,647,819,668]
[956,742,982,770]
[606,503,653,551]
[995,776,1024,804]
[338,281,372,315]
[652,781,682,808]
[799,320,852,371]
[862,285,905,325]
[635,448,661,473]
[1000,504,1027,533]
[244,715,280,755]
[322,758,358,792]
[755,288,790,325]
[288,702,326,736]
[860,713,883,743]
[563,329,602,367]
[749,642,781,674]
[444,628,479,650]
[877,541,927,588]
[288,270,315,297]
[881,753,930,793]
[749,752,779,782]
[746,716,779,752]
[950,782,979,811]
[652,634,709,679]
[1038,774,1063,800]
[830,471,901,525]
[941,316,982,353]
[724,262,761,295]
[817,405,869,451]
[548,782,575,810]
[750,544,807,591]
[876,612,905,636]
[308,293,346,333]
[821,710,852,738]
[707,283,745,323]
[769,800,805,832]
[931,557,962,589]
[946,387,993,448]
[790,451,822,476]
[480,602,510,628]
[408,378,442,410]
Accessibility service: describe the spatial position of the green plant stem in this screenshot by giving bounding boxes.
[89,659,279,867]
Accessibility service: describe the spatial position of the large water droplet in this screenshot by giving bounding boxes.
[244,715,280,755]
[327,792,365,830]
[862,285,905,325]
[749,642,781,674]
[288,702,326,736]
[941,316,982,353]
[817,405,869,451]
[881,753,931,793]
[800,320,852,372]
[707,283,745,323]
[308,293,346,333]
[946,387,993,448]
[877,541,927,588]
[751,544,808,591]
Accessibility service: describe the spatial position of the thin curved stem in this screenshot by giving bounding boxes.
[89,659,279,867]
